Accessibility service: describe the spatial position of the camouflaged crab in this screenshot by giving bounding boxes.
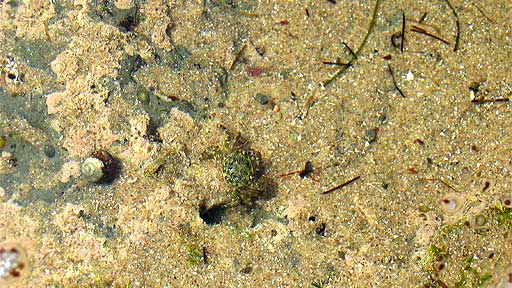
[204,129,263,204]
[222,148,262,203]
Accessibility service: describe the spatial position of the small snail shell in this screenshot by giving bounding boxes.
[80,150,114,183]
[81,157,105,183]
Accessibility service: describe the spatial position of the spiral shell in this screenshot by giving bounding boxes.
[80,157,105,183]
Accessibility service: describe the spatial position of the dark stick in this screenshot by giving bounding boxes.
[411,25,450,45]
[419,12,428,23]
[202,246,208,264]
[322,176,361,195]
[471,98,510,104]
[387,64,406,98]
[443,0,460,51]
[401,12,405,53]
[322,61,351,66]
[342,42,357,59]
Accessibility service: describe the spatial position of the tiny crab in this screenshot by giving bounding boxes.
[203,128,263,204]
[222,148,262,203]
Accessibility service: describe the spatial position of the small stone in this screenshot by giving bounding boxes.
[468,81,480,93]
[315,223,327,237]
[406,71,414,81]
[254,93,270,105]
[469,89,476,100]
[42,144,56,158]
[240,266,253,274]
[365,128,379,143]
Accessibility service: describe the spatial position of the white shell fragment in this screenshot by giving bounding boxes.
[0,241,28,285]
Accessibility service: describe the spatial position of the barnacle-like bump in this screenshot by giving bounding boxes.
[438,193,464,216]
[472,214,487,227]
[502,197,512,209]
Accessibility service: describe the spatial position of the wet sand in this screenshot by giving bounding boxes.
[1,0,512,287]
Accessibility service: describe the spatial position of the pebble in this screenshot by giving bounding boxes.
[254,93,270,105]
[43,144,56,158]
[365,128,379,143]
[406,71,414,81]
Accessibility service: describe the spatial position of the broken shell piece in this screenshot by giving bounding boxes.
[0,241,28,285]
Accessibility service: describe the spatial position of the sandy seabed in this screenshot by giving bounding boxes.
[1,0,512,287]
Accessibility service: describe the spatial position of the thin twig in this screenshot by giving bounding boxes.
[401,12,405,52]
[425,178,459,192]
[278,161,315,178]
[302,95,315,119]
[322,176,361,195]
[322,0,381,87]
[342,42,357,59]
[322,61,351,67]
[471,3,495,23]
[443,0,460,51]
[411,25,450,45]
[387,64,405,98]
[471,98,510,104]
[229,43,247,71]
